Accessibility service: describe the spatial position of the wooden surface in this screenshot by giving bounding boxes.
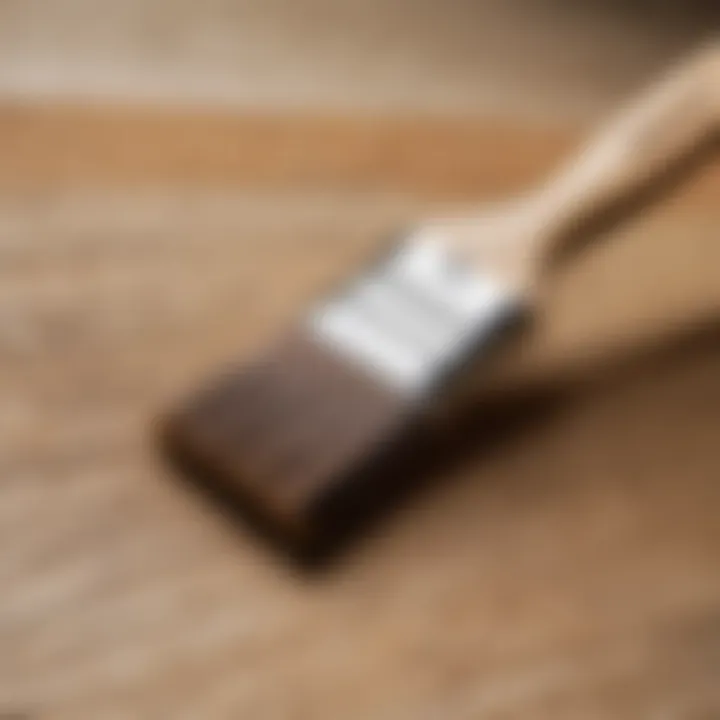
[0,107,719,719]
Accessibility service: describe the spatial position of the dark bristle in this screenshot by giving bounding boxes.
[160,329,422,546]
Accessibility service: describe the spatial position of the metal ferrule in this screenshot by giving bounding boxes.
[309,231,524,400]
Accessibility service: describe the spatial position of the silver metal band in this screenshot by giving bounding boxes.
[309,231,524,399]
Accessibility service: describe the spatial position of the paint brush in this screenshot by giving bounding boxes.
[160,43,719,548]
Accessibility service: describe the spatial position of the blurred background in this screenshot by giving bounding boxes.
[0,2,718,719]
[0,0,718,114]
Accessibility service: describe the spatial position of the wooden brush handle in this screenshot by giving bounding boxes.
[525,40,720,264]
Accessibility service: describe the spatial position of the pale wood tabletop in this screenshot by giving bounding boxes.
[0,103,718,719]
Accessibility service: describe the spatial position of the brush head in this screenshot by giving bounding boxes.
[161,233,526,550]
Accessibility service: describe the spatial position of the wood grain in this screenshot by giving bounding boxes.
[0,108,718,720]
[2,104,720,203]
